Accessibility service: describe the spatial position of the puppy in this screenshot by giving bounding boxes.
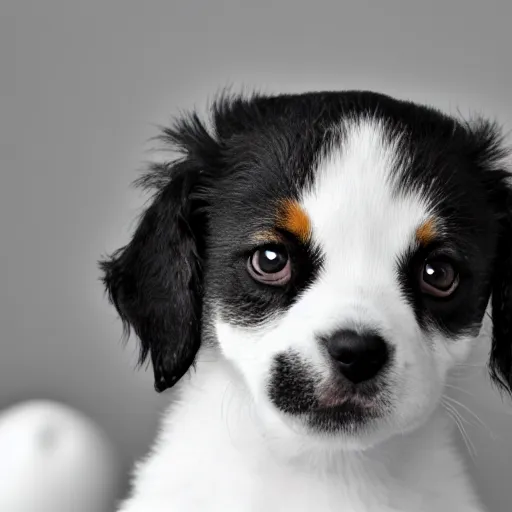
[101,90,512,512]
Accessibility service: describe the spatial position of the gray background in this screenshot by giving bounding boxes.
[4,1,512,510]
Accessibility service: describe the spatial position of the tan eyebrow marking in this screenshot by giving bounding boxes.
[251,230,282,244]
[276,199,312,243]
[416,218,437,246]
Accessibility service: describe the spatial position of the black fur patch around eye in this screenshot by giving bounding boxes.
[210,234,323,328]
[396,236,495,338]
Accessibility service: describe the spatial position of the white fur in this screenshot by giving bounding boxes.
[118,119,486,511]
[118,353,483,512]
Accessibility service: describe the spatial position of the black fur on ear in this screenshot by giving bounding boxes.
[470,118,512,396]
[99,112,221,392]
[489,187,512,396]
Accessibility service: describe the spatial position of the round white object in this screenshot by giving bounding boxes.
[0,400,120,512]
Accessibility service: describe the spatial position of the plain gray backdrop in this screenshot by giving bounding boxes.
[5,1,512,510]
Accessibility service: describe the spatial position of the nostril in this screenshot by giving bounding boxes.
[335,349,357,366]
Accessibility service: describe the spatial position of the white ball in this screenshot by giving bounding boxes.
[0,400,120,512]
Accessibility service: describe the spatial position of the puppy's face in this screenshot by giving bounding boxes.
[208,116,498,448]
[102,91,512,450]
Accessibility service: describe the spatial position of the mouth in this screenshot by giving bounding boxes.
[318,377,384,409]
[305,385,389,433]
[270,379,389,432]
[268,351,392,432]
[305,402,383,433]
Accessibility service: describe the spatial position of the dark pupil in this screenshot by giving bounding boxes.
[259,249,286,274]
[423,261,454,290]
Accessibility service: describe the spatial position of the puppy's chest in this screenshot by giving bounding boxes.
[169,457,414,512]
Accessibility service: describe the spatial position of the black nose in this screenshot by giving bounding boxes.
[325,330,389,384]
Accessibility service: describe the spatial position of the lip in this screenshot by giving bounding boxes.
[317,394,381,411]
[314,400,376,416]
[317,379,384,410]
[305,400,383,433]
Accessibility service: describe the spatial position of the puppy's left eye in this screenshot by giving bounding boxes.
[247,245,291,286]
[420,258,460,298]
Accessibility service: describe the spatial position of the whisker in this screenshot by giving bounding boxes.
[443,395,486,428]
[442,400,477,460]
[445,407,476,460]
[444,382,476,397]
[442,395,497,440]
[442,398,473,428]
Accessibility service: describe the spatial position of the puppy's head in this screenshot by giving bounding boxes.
[101,91,512,448]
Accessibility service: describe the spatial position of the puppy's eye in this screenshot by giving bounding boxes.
[420,258,459,298]
[247,245,291,286]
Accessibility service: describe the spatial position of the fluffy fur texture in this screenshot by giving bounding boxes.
[101,90,512,511]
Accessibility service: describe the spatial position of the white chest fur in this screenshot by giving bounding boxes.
[117,355,484,512]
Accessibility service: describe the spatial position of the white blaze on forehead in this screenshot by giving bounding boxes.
[302,118,432,295]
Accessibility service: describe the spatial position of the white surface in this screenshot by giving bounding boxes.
[0,401,120,512]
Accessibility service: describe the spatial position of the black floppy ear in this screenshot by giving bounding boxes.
[460,117,512,396]
[476,119,512,396]
[100,115,218,392]
[490,190,512,396]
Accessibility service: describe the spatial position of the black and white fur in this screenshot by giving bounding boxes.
[101,90,512,512]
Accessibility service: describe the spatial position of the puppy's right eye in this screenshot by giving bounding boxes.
[247,245,291,286]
